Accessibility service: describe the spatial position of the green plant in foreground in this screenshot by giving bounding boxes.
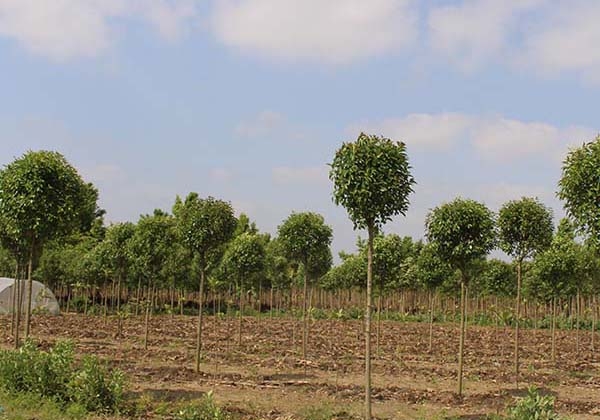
[507,387,566,420]
[173,391,230,420]
[0,340,125,414]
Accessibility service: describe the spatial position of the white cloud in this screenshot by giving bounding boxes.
[428,0,543,70]
[349,113,595,162]
[0,0,197,60]
[235,110,285,138]
[350,113,473,151]
[211,0,417,64]
[272,166,328,184]
[471,117,594,162]
[518,2,600,83]
[208,168,234,183]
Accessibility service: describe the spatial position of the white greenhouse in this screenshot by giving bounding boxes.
[0,278,60,315]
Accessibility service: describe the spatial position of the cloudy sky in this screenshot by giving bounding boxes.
[1,0,598,258]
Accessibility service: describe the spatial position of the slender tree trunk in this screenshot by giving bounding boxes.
[592,295,597,354]
[457,277,467,396]
[365,225,374,420]
[25,241,34,338]
[514,260,522,390]
[195,263,206,373]
[302,257,309,360]
[135,278,141,316]
[428,290,435,353]
[270,286,274,319]
[144,285,153,350]
[10,262,18,336]
[238,282,244,347]
[376,293,382,356]
[552,297,557,363]
[14,275,22,349]
[576,288,581,356]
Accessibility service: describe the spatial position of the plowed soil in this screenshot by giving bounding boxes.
[2,314,600,419]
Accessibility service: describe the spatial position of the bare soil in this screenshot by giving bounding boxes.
[2,314,600,419]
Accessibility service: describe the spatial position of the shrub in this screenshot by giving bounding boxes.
[173,391,230,420]
[68,356,125,413]
[507,387,566,420]
[0,340,125,414]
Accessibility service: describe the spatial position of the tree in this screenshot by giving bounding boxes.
[174,193,237,372]
[558,136,600,244]
[277,212,333,360]
[497,197,553,387]
[425,198,495,396]
[529,219,580,361]
[129,210,177,350]
[411,243,454,352]
[221,232,266,346]
[0,151,100,339]
[329,133,415,419]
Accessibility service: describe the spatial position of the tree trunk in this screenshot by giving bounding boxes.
[551,297,557,363]
[428,290,435,353]
[24,241,34,338]
[376,293,382,356]
[514,260,522,389]
[143,285,153,350]
[14,275,22,349]
[365,224,374,420]
[576,288,581,356]
[302,257,309,360]
[238,283,244,347]
[10,262,18,337]
[457,277,467,396]
[592,295,597,354]
[195,263,206,373]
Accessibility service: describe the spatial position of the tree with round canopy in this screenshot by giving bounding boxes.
[173,193,237,372]
[220,232,266,346]
[0,150,100,340]
[277,211,333,360]
[497,197,553,387]
[329,132,415,419]
[425,198,495,396]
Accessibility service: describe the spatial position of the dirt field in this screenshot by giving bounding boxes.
[2,314,600,419]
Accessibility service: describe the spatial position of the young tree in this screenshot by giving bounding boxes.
[411,243,454,352]
[497,197,553,387]
[0,151,100,338]
[425,198,495,396]
[221,232,266,346]
[330,133,415,419]
[129,210,177,350]
[173,193,237,372]
[529,220,580,361]
[558,136,600,244]
[277,212,333,360]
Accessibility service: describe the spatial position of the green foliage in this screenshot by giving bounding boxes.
[68,356,125,413]
[277,212,333,280]
[371,234,415,291]
[221,232,266,287]
[498,197,553,261]
[477,259,516,297]
[558,135,600,243]
[321,252,366,291]
[0,340,124,414]
[507,387,565,420]
[329,132,415,230]
[527,219,581,300]
[425,198,496,275]
[174,193,237,268]
[409,243,453,292]
[129,211,177,287]
[173,391,230,420]
[0,150,99,247]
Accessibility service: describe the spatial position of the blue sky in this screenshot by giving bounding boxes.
[1,0,599,258]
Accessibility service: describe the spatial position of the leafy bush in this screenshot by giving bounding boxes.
[507,387,566,420]
[68,355,125,413]
[173,391,230,420]
[0,340,125,414]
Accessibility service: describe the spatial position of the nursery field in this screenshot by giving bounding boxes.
[2,314,600,419]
